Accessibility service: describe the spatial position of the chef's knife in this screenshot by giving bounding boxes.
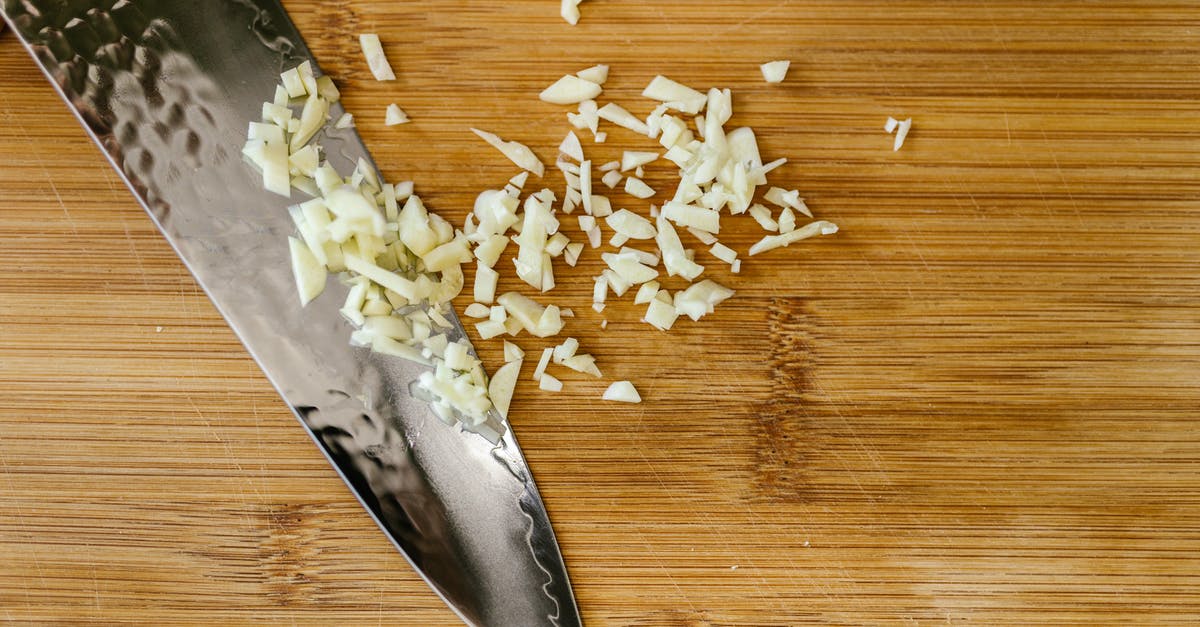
[0,1,580,624]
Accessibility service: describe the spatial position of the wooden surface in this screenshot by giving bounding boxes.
[2,2,1199,624]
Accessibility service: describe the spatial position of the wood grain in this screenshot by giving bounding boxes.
[2,1,1200,624]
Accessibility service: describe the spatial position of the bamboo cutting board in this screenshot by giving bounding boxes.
[2,1,1199,624]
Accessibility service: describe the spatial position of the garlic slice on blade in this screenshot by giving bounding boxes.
[488,360,522,418]
[288,236,326,306]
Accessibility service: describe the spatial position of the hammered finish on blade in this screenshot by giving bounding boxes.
[0,1,579,624]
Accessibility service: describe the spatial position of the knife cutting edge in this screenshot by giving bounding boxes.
[0,1,580,624]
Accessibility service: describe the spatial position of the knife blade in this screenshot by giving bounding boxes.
[0,1,580,624]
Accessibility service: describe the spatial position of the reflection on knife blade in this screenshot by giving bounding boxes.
[0,1,579,624]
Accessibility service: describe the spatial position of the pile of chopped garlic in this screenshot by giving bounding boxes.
[243,61,504,440]
[243,56,841,440]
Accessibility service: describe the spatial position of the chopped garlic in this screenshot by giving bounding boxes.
[662,201,719,233]
[621,151,659,172]
[577,64,608,84]
[593,274,608,304]
[748,220,839,256]
[709,243,737,264]
[474,234,509,268]
[595,132,607,143]
[562,354,601,377]
[489,360,521,417]
[250,59,848,439]
[598,103,650,136]
[503,341,525,362]
[514,194,551,289]
[605,209,656,240]
[394,181,414,200]
[552,337,580,363]
[687,227,717,245]
[474,263,499,303]
[764,188,800,212]
[655,214,705,281]
[560,0,581,25]
[580,161,593,214]
[475,320,506,340]
[620,246,659,266]
[564,242,584,266]
[602,252,659,285]
[559,131,585,162]
[778,206,797,233]
[589,194,613,217]
[748,204,778,232]
[497,292,564,337]
[642,75,706,114]
[359,34,396,81]
[884,116,899,133]
[533,347,553,381]
[568,99,600,136]
[465,303,491,318]
[760,60,790,84]
[644,299,678,331]
[546,232,570,256]
[624,177,656,199]
[634,280,660,305]
[385,104,410,126]
[334,113,354,129]
[731,259,742,273]
[894,118,913,151]
[541,75,603,105]
[601,269,630,297]
[288,236,326,306]
[663,146,693,168]
[280,67,306,97]
[602,381,641,402]
[674,279,735,321]
[539,373,563,392]
[471,128,545,177]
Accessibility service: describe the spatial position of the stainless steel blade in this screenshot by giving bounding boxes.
[1,1,580,624]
